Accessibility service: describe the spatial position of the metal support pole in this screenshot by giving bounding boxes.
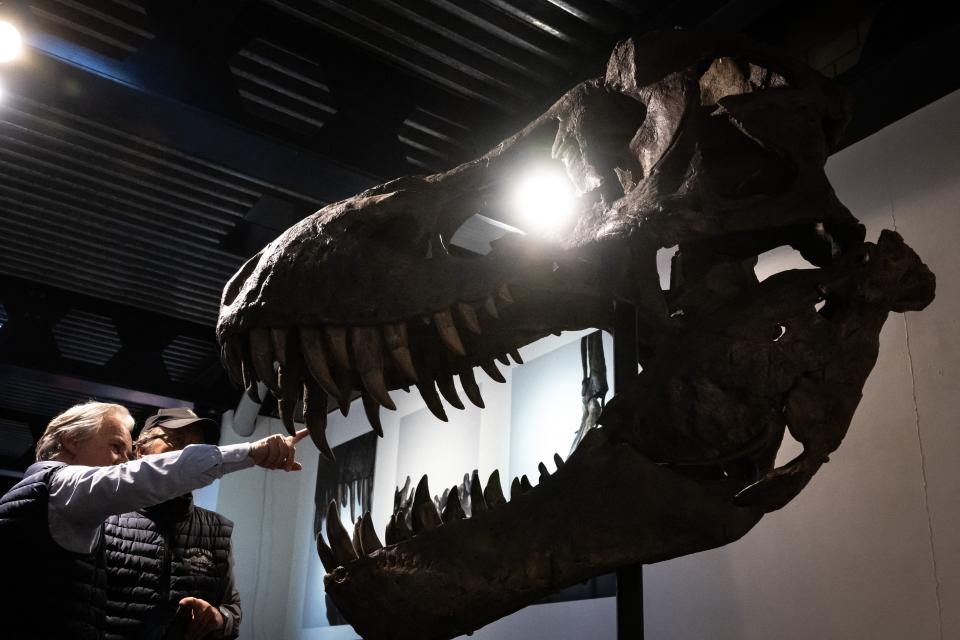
[613,300,644,639]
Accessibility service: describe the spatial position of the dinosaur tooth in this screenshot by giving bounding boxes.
[483,296,499,318]
[316,533,337,573]
[457,302,482,334]
[326,500,358,564]
[433,308,466,356]
[359,512,383,554]
[250,327,279,395]
[416,379,448,422]
[393,476,411,512]
[325,325,351,369]
[398,476,412,511]
[495,353,510,366]
[538,462,550,484]
[300,327,340,399]
[520,475,533,493]
[351,517,364,557]
[510,476,522,501]
[554,453,564,469]
[441,486,466,523]
[435,370,464,410]
[479,359,506,383]
[437,487,450,514]
[351,326,396,410]
[385,514,398,546]
[458,367,485,408]
[483,470,506,508]
[394,507,413,542]
[361,390,384,437]
[335,367,353,417]
[497,283,514,304]
[461,473,471,516]
[221,336,244,387]
[470,469,487,514]
[412,475,442,533]
[277,358,304,437]
[303,379,335,462]
[270,327,289,367]
[509,348,524,364]
[382,322,418,383]
[241,357,260,402]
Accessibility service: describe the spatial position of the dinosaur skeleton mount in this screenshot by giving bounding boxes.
[216,29,935,640]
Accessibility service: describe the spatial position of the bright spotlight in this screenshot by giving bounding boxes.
[0,21,22,63]
[509,165,578,234]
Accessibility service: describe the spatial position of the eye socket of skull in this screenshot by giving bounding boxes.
[550,84,648,200]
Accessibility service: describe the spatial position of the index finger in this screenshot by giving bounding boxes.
[290,428,309,444]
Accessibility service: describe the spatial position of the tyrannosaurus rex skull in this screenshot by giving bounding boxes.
[217,29,935,640]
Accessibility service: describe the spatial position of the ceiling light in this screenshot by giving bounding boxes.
[509,165,578,235]
[0,20,22,63]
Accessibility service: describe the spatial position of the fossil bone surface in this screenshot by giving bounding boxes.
[217,29,935,640]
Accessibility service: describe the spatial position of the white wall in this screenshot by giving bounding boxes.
[213,87,960,639]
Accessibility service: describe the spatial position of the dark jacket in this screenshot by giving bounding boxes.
[0,461,108,640]
[103,494,241,639]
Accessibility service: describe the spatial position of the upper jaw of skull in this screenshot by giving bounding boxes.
[218,28,856,351]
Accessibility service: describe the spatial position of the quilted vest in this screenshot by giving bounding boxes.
[103,494,234,640]
[0,460,108,640]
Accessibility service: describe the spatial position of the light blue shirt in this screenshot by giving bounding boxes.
[48,443,254,553]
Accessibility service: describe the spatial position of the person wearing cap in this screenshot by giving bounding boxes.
[0,401,306,640]
[102,408,243,640]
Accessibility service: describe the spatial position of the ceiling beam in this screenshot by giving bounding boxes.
[0,364,194,410]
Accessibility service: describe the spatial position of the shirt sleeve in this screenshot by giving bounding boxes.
[48,443,254,554]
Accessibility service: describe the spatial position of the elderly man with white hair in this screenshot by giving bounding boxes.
[0,401,305,640]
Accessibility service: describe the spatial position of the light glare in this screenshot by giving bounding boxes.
[0,21,22,63]
[510,166,577,234]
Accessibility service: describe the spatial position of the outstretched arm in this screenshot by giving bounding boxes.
[48,429,308,553]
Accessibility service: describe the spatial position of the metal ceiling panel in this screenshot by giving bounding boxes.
[0,93,320,324]
[52,309,122,365]
[27,0,155,59]
[0,376,157,426]
[162,334,218,383]
[264,0,643,110]
[231,37,338,135]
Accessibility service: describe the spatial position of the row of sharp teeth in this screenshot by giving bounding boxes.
[221,285,519,459]
[316,453,566,572]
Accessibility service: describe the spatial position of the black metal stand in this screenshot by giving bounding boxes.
[613,300,644,639]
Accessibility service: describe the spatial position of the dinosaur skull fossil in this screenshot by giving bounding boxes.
[217,29,935,640]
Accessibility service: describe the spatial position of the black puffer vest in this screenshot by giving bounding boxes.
[103,494,234,640]
[0,460,108,640]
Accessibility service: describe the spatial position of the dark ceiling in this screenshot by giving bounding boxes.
[0,0,958,481]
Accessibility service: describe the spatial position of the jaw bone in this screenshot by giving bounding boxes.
[324,429,763,640]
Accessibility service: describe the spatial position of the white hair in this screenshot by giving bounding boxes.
[35,401,134,461]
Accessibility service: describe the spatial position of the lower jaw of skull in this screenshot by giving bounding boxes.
[324,428,763,640]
